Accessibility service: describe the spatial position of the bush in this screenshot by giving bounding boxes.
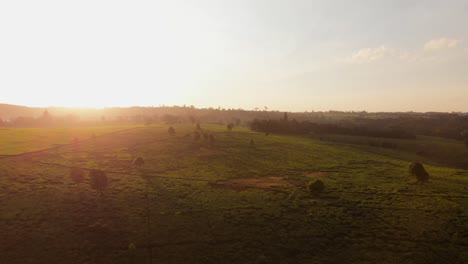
[168,126,176,136]
[89,169,108,194]
[227,123,233,131]
[308,180,325,194]
[409,162,429,183]
[133,157,145,167]
[69,167,85,183]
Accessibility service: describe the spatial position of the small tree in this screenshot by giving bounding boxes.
[168,126,176,136]
[89,169,108,195]
[409,162,429,183]
[308,180,325,195]
[227,123,233,131]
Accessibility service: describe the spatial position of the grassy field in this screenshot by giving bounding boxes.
[0,125,142,155]
[318,134,468,169]
[0,124,467,263]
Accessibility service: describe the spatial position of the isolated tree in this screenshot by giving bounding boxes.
[70,167,85,183]
[308,180,325,195]
[89,169,108,195]
[227,123,233,131]
[39,109,53,126]
[409,162,430,183]
[168,126,176,136]
[133,156,145,167]
[283,112,288,122]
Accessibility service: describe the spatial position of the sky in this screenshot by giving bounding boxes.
[1,0,468,112]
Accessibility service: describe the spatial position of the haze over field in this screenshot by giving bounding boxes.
[1,0,468,112]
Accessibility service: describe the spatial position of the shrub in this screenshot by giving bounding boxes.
[227,123,233,131]
[308,180,325,194]
[409,162,430,183]
[168,126,176,136]
[69,167,85,183]
[133,156,145,167]
[89,169,108,194]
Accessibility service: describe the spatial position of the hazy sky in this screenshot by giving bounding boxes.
[1,0,467,112]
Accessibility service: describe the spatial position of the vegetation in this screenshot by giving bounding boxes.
[0,125,139,155]
[168,126,176,136]
[307,180,325,194]
[409,162,430,183]
[0,124,467,263]
[89,169,108,195]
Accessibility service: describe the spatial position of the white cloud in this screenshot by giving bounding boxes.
[347,46,390,64]
[424,38,460,51]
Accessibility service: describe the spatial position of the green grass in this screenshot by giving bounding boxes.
[0,125,142,155]
[0,124,467,263]
[319,134,468,169]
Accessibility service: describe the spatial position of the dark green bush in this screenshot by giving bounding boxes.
[409,162,429,183]
[308,180,325,194]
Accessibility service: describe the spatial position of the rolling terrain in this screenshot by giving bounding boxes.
[0,124,467,263]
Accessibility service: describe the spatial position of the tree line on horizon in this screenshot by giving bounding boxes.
[1,105,467,143]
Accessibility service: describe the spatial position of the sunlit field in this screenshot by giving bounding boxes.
[1,124,467,263]
[0,125,142,155]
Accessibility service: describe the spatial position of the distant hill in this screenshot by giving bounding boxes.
[0,104,44,120]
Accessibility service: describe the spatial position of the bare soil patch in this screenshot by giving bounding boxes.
[210,176,297,191]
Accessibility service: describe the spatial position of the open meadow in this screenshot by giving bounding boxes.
[0,125,142,155]
[1,124,467,263]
